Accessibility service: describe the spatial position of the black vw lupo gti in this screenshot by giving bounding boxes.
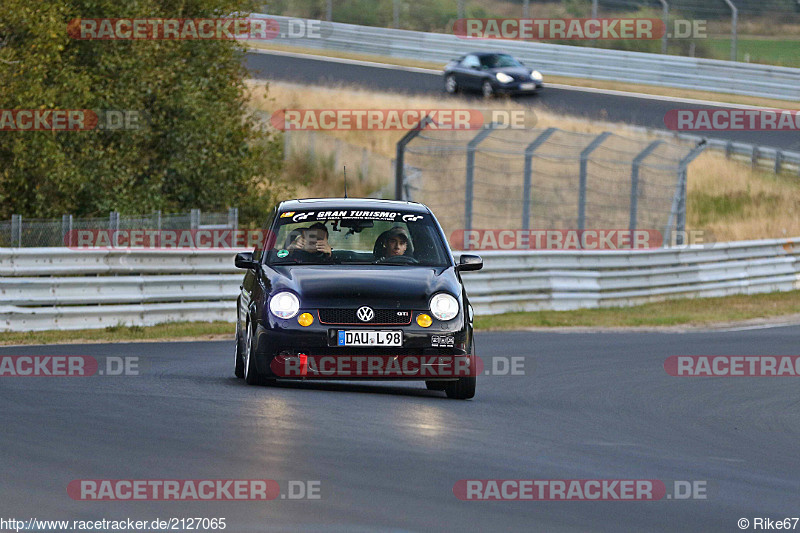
[233,198,483,399]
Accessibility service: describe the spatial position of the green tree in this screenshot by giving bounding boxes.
[0,0,284,224]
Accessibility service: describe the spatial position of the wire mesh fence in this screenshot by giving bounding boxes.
[0,209,239,248]
[397,123,705,249]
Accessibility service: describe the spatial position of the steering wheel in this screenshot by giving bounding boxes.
[376,255,418,264]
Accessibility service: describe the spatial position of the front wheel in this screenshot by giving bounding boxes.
[445,343,476,400]
[444,74,458,94]
[481,80,494,98]
[234,318,244,378]
[243,321,262,386]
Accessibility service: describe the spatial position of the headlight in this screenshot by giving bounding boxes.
[430,293,459,321]
[495,72,513,84]
[531,70,543,81]
[269,291,300,319]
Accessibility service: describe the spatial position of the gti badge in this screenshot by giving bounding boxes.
[356,306,375,322]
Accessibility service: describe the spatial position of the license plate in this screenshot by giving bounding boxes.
[338,330,403,347]
[520,83,536,90]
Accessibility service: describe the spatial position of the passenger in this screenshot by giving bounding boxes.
[287,222,332,259]
[374,226,413,259]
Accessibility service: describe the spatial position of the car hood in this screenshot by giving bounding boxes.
[265,265,461,309]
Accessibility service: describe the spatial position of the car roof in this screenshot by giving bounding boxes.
[466,52,512,57]
[278,198,430,214]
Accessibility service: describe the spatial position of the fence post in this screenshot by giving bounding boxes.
[61,214,73,247]
[228,207,239,229]
[630,140,663,232]
[11,214,22,247]
[156,210,162,232]
[190,209,200,230]
[522,128,557,230]
[334,139,341,171]
[774,150,783,174]
[395,116,433,200]
[283,131,290,160]
[361,148,369,182]
[465,123,499,233]
[578,132,612,233]
[109,211,120,247]
[665,140,706,246]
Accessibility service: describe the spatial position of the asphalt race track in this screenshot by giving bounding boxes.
[244,50,800,153]
[2,328,798,531]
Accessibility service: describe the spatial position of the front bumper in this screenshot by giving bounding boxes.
[495,81,543,94]
[253,310,471,380]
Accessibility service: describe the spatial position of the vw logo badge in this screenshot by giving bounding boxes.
[356,306,374,322]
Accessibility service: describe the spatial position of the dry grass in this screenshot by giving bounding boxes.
[246,79,800,242]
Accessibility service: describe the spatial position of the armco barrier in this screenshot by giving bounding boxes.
[252,15,800,101]
[1,239,799,331]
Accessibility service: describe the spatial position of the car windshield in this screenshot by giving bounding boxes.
[480,54,521,68]
[265,208,451,267]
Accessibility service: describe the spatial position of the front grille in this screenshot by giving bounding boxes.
[318,309,412,325]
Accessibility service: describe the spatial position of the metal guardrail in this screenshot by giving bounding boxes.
[254,15,800,101]
[2,239,799,331]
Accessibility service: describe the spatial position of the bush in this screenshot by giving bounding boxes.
[0,0,285,225]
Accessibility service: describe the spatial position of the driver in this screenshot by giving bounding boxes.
[375,226,413,259]
[287,222,332,259]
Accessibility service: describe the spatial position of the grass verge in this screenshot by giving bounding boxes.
[0,321,234,346]
[474,291,800,330]
[2,291,800,345]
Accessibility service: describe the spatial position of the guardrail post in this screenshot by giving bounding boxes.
[751,146,759,168]
[393,0,399,28]
[774,150,783,174]
[62,214,73,247]
[228,207,239,229]
[725,141,733,158]
[579,132,612,233]
[11,214,22,247]
[156,210,162,232]
[190,209,201,230]
[630,140,663,232]
[395,116,433,200]
[522,128,557,230]
[465,123,499,233]
[326,0,332,21]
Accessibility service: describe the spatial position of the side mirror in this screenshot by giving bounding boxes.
[235,251,258,270]
[456,254,483,272]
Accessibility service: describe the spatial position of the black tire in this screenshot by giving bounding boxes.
[445,342,476,400]
[425,380,448,391]
[234,318,244,378]
[481,80,494,99]
[444,74,458,94]
[243,320,262,386]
